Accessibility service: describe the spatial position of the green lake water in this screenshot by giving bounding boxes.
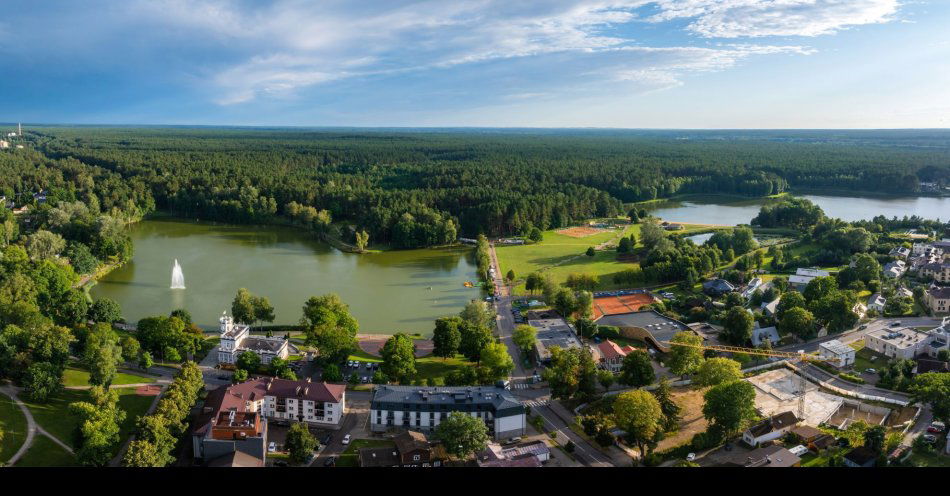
[90,219,479,335]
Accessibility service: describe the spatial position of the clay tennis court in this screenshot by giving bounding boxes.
[591,293,657,320]
[134,385,163,396]
[555,226,608,238]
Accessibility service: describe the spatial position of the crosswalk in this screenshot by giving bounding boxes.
[523,398,549,408]
[512,383,531,390]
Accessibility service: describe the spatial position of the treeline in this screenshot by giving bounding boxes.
[5,128,949,248]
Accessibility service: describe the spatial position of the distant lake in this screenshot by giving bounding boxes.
[90,219,479,335]
[647,194,950,226]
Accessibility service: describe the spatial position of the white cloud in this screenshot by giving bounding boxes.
[647,0,901,38]
[124,0,899,104]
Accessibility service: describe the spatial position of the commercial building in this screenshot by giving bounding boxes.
[818,339,855,368]
[528,317,582,363]
[864,327,940,360]
[217,312,290,366]
[789,268,830,290]
[369,385,525,440]
[594,310,692,353]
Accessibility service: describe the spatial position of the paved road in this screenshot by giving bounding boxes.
[310,391,372,467]
[488,242,530,382]
[800,362,912,403]
[778,316,945,354]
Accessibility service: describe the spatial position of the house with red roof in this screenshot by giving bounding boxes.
[593,339,637,373]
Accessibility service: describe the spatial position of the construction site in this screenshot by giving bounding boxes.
[746,368,917,429]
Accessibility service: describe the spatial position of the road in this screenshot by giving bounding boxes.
[310,390,372,467]
[777,316,945,354]
[487,242,529,382]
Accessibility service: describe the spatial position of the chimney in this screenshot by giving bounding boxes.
[295,386,302,395]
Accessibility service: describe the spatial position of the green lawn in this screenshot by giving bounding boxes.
[62,365,156,387]
[13,434,78,467]
[23,387,156,454]
[907,449,950,467]
[345,352,475,386]
[336,438,395,467]
[0,392,28,463]
[851,346,886,375]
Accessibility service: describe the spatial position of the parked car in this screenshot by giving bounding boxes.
[324,456,336,467]
[322,434,333,445]
[268,442,276,453]
[858,324,868,330]
[342,434,351,445]
[865,368,876,374]
[928,422,946,433]
[923,434,938,444]
[891,321,902,327]
[503,437,522,446]
[686,453,696,461]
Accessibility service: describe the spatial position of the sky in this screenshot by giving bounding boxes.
[0,0,948,128]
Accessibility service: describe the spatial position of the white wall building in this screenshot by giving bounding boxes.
[370,385,525,440]
[818,339,855,368]
[217,312,289,365]
[864,325,949,360]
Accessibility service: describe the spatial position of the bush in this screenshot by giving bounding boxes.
[839,372,865,384]
[642,452,663,467]
[597,326,621,340]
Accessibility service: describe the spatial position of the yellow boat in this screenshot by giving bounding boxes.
[463,281,475,288]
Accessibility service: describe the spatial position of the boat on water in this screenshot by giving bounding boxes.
[463,281,475,287]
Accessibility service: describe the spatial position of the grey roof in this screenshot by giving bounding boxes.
[371,385,523,414]
[751,326,780,347]
[703,279,735,293]
[929,286,950,299]
[595,310,690,344]
[761,298,780,315]
[529,318,581,360]
[241,336,287,353]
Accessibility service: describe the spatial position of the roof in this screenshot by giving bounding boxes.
[477,442,546,467]
[703,279,735,293]
[915,358,950,374]
[868,293,886,306]
[206,451,264,467]
[725,444,801,467]
[761,298,780,315]
[790,425,823,440]
[819,339,854,356]
[529,318,582,360]
[746,411,799,438]
[811,434,836,450]
[928,286,950,299]
[228,377,346,404]
[796,268,830,277]
[844,446,879,466]
[751,326,779,347]
[240,336,288,353]
[597,339,635,361]
[394,430,430,454]
[359,447,401,467]
[867,327,930,349]
[371,385,523,414]
[594,309,691,345]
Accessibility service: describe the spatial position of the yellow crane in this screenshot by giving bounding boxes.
[664,340,837,422]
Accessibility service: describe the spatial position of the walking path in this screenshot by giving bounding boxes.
[109,384,169,467]
[0,384,74,466]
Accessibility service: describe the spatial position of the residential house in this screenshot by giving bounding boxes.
[723,444,801,467]
[742,411,800,447]
[914,358,949,375]
[217,312,290,366]
[789,425,823,444]
[477,440,550,467]
[789,268,830,291]
[751,326,780,348]
[864,326,945,360]
[760,298,780,318]
[843,446,878,467]
[818,339,855,368]
[358,430,444,467]
[920,262,950,283]
[883,260,906,279]
[889,247,911,259]
[370,385,526,440]
[867,293,886,313]
[925,286,950,315]
[594,339,636,372]
[703,278,736,297]
[742,278,763,299]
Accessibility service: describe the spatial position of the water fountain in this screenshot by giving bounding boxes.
[170,259,186,289]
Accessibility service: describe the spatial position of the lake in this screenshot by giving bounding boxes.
[90,219,479,335]
[647,194,950,226]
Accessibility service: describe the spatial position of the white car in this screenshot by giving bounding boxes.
[268,442,276,453]
[686,453,696,461]
[342,434,352,445]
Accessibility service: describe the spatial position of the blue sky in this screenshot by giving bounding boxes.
[0,0,947,128]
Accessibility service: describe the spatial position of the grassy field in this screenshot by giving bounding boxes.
[62,365,157,387]
[347,351,475,386]
[907,449,950,467]
[0,392,28,464]
[13,434,78,467]
[22,387,156,453]
[336,438,395,467]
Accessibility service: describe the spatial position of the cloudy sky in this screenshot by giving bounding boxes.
[1,0,947,128]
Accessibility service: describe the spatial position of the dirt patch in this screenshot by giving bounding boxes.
[135,385,162,396]
[556,226,609,238]
[655,386,709,452]
[358,335,433,358]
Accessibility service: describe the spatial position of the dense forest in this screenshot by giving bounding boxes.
[2,127,950,248]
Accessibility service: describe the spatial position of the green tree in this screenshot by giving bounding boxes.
[694,357,742,387]
[355,230,370,252]
[542,346,597,401]
[381,333,417,384]
[286,422,318,464]
[779,306,816,340]
[434,411,489,459]
[478,341,514,383]
[618,350,655,387]
[702,380,757,437]
[122,440,164,467]
[23,362,63,403]
[460,300,494,329]
[26,230,66,261]
[613,390,663,462]
[233,368,249,382]
[598,369,615,391]
[138,351,154,372]
[301,293,359,364]
[803,276,837,303]
[721,306,754,346]
[775,291,807,321]
[586,247,595,257]
[652,377,682,432]
[512,324,538,354]
[69,386,126,467]
[910,372,950,425]
[864,425,886,455]
[666,332,705,377]
[528,227,543,243]
[459,322,492,364]
[505,269,516,283]
[575,317,597,339]
[432,316,463,360]
[88,298,122,324]
[120,335,140,363]
[231,288,256,325]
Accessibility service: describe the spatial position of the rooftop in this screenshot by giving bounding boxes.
[819,339,854,356]
[867,327,931,349]
[529,318,582,359]
[371,385,523,412]
[594,310,691,345]
[751,326,779,347]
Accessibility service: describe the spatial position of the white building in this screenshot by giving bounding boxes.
[883,260,907,279]
[789,268,830,290]
[217,312,289,366]
[370,385,526,440]
[742,277,763,299]
[864,325,950,360]
[818,339,855,368]
[926,287,950,315]
[867,293,886,313]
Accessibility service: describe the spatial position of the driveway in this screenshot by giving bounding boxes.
[310,397,370,467]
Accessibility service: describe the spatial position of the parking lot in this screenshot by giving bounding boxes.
[345,360,379,384]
